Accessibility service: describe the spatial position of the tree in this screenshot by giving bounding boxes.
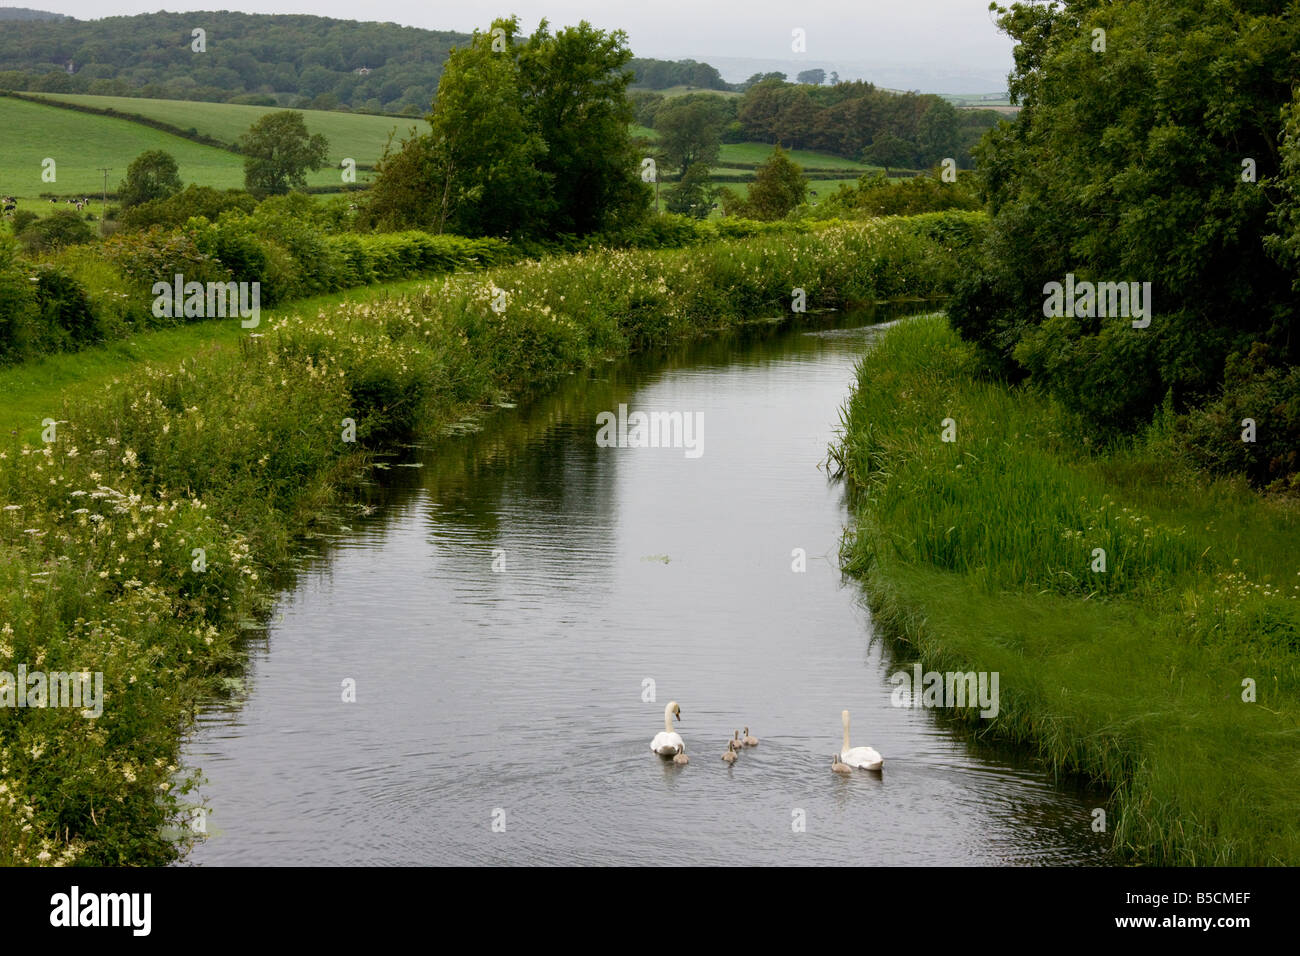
[916,99,962,168]
[664,162,717,218]
[118,150,183,209]
[863,133,915,172]
[725,145,807,220]
[421,19,552,237]
[364,128,447,232]
[949,0,1300,482]
[368,17,651,238]
[239,111,329,196]
[655,95,726,178]
[517,18,650,235]
[796,69,826,86]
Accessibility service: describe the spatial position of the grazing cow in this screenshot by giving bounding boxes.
[1,197,15,216]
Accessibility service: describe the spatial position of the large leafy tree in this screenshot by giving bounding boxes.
[371,17,649,237]
[118,150,182,209]
[517,18,650,235]
[423,20,553,237]
[365,128,444,232]
[239,111,329,196]
[951,0,1300,456]
[655,94,727,179]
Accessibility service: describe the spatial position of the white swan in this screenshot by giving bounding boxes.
[650,701,684,758]
[839,709,883,770]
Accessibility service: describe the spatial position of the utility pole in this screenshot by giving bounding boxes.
[96,167,110,234]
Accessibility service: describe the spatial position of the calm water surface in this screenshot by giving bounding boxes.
[183,306,1111,865]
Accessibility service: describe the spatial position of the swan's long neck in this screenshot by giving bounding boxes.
[664,704,675,734]
[841,713,851,751]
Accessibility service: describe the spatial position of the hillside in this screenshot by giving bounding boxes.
[0,11,735,114]
[29,93,428,165]
[0,7,68,20]
[0,95,361,199]
[0,11,466,115]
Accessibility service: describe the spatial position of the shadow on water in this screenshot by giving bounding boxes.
[182,301,1113,865]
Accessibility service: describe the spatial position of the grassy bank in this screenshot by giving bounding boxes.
[0,218,968,865]
[0,279,440,445]
[831,314,1299,865]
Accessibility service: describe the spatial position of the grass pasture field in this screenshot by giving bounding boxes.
[31,93,428,168]
[0,95,380,200]
[0,95,247,198]
[717,141,871,170]
[630,85,742,99]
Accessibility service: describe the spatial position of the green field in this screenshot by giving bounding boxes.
[721,178,864,200]
[717,142,869,170]
[630,85,741,99]
[0,96,372,199]
[33,93,428,167]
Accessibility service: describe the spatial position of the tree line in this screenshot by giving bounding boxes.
[0,10,739,115]
[952,0,1299,491]
[634,79,1002,169]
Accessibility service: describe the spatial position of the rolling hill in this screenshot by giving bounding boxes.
[29,93,428,166]
[0,95,367,200]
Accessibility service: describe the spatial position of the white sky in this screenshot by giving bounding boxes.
[4,1,1015,81]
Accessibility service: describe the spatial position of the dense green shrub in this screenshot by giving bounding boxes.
[10,210,38,235]
[18,210,97,254]
[0,235,40,360]
[102,226,232,310]
[1176,343,1300,494]
[48,244,146,339]
[33,265,101,348]
[120,186,257,232]
[811,169,982,219]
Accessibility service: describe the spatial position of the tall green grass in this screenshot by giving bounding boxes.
[832,314,1300,865]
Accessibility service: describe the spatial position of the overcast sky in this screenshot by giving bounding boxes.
[6,1,1016,90]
